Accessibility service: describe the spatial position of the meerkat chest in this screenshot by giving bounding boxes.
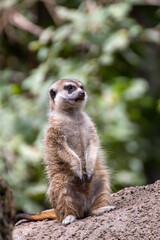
[64,118,90,159]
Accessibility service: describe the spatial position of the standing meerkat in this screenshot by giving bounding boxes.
[16,79,115,225]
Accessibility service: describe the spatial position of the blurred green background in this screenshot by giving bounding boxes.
[0,0,160,214]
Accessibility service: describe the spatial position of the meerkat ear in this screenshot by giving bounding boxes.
[49,88,57,100]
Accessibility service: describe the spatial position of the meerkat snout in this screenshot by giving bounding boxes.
[75,89,85,101]
[78,90,85,97]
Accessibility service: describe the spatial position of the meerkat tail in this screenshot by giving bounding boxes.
[16,209,56,222]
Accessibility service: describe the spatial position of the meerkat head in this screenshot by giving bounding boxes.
[49,79,87,113]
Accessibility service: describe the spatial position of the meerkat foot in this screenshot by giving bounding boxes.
[91,205,115,216]
[62,215,76,225]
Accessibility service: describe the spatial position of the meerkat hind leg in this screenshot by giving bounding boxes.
[91,205,115,216]
[62,215,76,225]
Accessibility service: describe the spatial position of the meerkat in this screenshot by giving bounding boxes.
[16,79,115,225]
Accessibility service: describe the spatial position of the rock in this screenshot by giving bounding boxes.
[13,180,160,240]
[0,178,15,240]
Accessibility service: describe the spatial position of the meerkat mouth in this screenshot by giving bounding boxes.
[75,97,85,101]
[67,96,85,102]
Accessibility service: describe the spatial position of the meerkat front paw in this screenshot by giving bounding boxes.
[62,215,76,225]
[87,170,93,183]
[75,169,83,182]
[71,165,83,184]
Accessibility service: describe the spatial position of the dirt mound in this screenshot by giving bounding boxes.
[13,180,160,240]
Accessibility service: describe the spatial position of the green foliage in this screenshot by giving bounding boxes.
[0,0,160,213]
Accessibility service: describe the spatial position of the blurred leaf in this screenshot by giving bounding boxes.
[103,29,129,54]
[124,78,149,100]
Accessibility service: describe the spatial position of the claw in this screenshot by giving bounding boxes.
[79,177,84,185]
[75,170,83,184]
[87,171,93,183]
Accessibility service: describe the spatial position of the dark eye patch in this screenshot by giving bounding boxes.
[80,85,84,90]
[64,85,76,92]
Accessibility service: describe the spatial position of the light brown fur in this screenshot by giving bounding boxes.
[16,79,114,225]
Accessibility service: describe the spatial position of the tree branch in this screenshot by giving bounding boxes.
[144,0,160,5]
[42,0,63,26]
[9,11,43,36]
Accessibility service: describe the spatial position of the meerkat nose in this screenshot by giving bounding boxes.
[79,91,85,97]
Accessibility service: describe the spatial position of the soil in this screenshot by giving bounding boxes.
[13,180,160,240]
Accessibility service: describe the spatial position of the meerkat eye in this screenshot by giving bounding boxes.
[64,85,76,91]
